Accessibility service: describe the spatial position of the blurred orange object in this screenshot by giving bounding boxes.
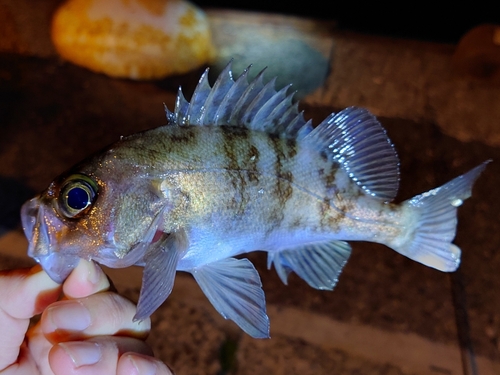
[51,0,215,79]
[452,24,500,83]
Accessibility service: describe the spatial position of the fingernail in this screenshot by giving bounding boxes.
[48,301,91,331]
[59,341,102,368]
[87,261,101,285]
[127,354,159,375]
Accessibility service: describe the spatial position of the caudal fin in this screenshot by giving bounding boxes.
[393,161,489,272]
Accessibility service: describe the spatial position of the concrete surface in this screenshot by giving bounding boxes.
[1,1,500,374]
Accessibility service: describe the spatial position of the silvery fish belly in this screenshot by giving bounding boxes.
[21,62,488,338]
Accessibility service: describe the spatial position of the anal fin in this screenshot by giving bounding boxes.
[191,258,270,339]
[268,240,351,290]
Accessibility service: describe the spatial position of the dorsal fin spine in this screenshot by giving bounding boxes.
[229,68,267,124]
[278,102,300,132]
[241,77,278,126]
[186,68,211,125]
[174,87,189,125]
[201,63,235,125]
[213,67,251,124]
[296,118,313,140]
[164,103,175,124]
[255,85,292,127]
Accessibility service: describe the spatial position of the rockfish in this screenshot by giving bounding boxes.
[21,63,487,338]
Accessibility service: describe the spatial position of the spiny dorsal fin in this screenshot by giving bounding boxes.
[165,62,309,138]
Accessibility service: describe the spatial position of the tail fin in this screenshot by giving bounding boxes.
[393,161,489,272]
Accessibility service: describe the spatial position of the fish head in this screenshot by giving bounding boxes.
[21,163,162,284]
[21,171,111,282]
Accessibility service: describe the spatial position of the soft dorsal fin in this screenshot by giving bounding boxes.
[164,62,310,138]
[306,107,400,201]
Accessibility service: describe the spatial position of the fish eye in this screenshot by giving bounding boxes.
[59,174,98,218]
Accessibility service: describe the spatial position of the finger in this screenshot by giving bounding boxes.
[48,336,153,375]
[0,348,41,375]
[118,353,175,375]
[0,266,60,371]
[25,323,53,375]
[41,292,150,343]
[0,266,61,319]
[63,259,110,299]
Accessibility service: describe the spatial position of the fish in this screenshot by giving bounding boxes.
[21,62,488,338]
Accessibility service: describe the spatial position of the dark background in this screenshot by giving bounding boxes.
[197,1,498,43]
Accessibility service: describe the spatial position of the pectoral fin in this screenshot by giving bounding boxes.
[134,230,188,321]
[191,258,270,338]
[268,240,351,290]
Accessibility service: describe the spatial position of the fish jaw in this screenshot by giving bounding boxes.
[33,251,80,284]
[21,197,80,283]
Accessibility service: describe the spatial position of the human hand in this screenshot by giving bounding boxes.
[0,259,173,374]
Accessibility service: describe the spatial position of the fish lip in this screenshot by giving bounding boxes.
[21,197,49,260]
[20,196,79,284]
[20,197,39,246]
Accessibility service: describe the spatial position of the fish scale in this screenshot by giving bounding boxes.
[21,62,489,339]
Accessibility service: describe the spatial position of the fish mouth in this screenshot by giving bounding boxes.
[21,197,79,283]
[21,197,38,244]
